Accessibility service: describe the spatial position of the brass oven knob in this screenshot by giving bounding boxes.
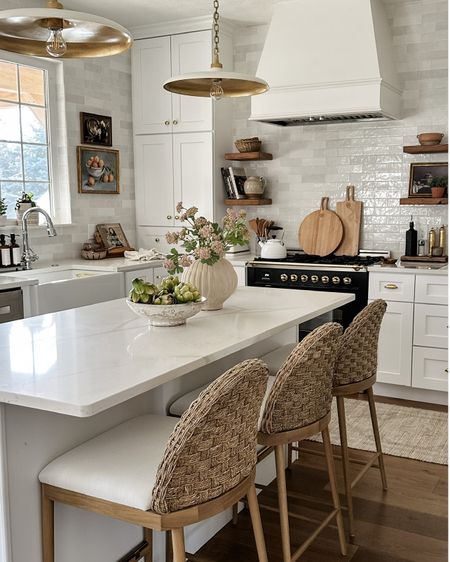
[343,277,352,285]
[311,275,319,283]
[332,276,340,285]
[321,276,330,284]
[290,274,298,282]
[300,274,308,282]
[280,274,288,282]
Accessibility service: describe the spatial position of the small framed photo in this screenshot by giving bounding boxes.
[96,223,132,255]
[408,162,448,197]
[80,112,112,146]
[77,146,120,194]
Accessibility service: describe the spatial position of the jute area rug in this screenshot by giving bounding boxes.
[310,398,448,466]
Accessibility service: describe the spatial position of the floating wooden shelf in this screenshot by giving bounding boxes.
[224,152,273,161]
[403,144,448,154]
[400,197,448,205]
[224,198,272,206]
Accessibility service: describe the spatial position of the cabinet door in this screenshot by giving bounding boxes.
[371,300,413,386]
[413,304,448,349]
[412,346,448,392]
[132,36,173,134]
[153,266,168,285]
[172,132,213,222]
[134,135,174,227]
[171,31,213,133]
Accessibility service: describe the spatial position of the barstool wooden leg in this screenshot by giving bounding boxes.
[322,426,347,556]
[367,387,388,491]
[144,528,153,562]
[41,485,54,562]
[246,483,269,562]
[232,503,239,525]
[336,396,355,541]
[171,528,186,562]
[275,444,291,562]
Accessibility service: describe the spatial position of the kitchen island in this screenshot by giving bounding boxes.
[0,287,353,562]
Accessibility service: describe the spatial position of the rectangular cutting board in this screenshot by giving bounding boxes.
[335,185,362,256]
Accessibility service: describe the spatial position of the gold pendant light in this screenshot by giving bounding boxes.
[0,0,132,59]
[163,0,268,100]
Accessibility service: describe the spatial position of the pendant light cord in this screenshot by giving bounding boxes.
[211,0,223,69]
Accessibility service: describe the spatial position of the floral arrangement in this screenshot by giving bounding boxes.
[15,192,36,210]
[164,203,249,274]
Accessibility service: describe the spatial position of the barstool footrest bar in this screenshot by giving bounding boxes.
[117,540,151,562]
[351,452,380,489]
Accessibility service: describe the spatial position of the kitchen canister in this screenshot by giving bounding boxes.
[243,176,266,198]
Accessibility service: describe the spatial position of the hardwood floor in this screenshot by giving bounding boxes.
[195,407,448,561]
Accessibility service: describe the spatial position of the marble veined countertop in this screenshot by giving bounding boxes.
[0,287,353,417]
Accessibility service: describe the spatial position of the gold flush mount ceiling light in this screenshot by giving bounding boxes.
[163,0,268,100]
[0,0,132,58]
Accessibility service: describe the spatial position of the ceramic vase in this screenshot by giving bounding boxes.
[181,257,238,311]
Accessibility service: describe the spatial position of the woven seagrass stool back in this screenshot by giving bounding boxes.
[257,323,347,562]
[260,322,343,435]
[334,299,387,388]
[151,358,269,514]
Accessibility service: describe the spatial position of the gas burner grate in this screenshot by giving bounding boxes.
[255,254,384,267]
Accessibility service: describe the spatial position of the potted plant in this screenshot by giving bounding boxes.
[16,192,38,225]
[0,197,7,226]
[430,176,447,198]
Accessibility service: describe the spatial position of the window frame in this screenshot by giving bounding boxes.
[0,49,71,224]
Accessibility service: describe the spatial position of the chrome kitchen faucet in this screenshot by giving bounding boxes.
[21,207,57,270]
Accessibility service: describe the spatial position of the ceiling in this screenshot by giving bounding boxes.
[4,0,275,28]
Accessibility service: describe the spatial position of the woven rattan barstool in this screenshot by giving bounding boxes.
[331,298,388,541]
[258,322,347,562]
[39,359,269,562]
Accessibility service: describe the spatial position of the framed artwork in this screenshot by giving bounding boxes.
[77,146,120,194]
[80,112,112,146]
[96,223,132,255]
[408,162,448,197]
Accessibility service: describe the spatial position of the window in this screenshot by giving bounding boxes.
[0,52,70,223]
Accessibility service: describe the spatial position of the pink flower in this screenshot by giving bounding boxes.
[197,247,211,260]
[176,202,183,213]
[164,259,175,270]
[186,206,198,218]
[180,254,193,267]
[165,232,179,244]
[199,224,213,238]
[211,240,225,257]
[194,217,208,228]
[179,212,187,221]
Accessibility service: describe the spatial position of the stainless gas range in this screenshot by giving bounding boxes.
[246,251,387,337]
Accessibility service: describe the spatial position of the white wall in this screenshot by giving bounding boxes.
[229,0,448,257]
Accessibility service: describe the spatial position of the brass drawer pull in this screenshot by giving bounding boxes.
[384,283,398,289]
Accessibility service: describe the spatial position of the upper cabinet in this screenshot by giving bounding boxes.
[132,31,213,135]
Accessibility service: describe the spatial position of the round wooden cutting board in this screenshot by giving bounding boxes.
[298,197,344,256]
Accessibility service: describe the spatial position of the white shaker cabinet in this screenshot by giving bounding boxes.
[369,269,448,397]
[135,132,213,228]
[132,31,212,135]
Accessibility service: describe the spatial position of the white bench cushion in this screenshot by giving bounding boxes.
[39,415,179,511]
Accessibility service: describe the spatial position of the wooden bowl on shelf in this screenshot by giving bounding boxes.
[417,133,444,146]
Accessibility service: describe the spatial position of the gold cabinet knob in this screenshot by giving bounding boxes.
[164,120,170,125]
[384,283,398,289]
[167,215,172,220]
[175,215,180,220]
[173,120,178,125]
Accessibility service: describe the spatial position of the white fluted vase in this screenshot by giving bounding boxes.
[181,258,238,311]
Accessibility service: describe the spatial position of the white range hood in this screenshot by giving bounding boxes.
[250,0,402,125]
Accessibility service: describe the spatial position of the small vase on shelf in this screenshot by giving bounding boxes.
[181,258,238,311]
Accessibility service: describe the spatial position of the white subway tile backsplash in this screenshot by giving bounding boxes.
[231,0,448,257]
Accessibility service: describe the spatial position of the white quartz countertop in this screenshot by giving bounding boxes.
[0,287,353,417]
[368,263,448,275]
[0,275,38,290]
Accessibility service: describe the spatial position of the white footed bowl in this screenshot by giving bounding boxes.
[126,297,206,326]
